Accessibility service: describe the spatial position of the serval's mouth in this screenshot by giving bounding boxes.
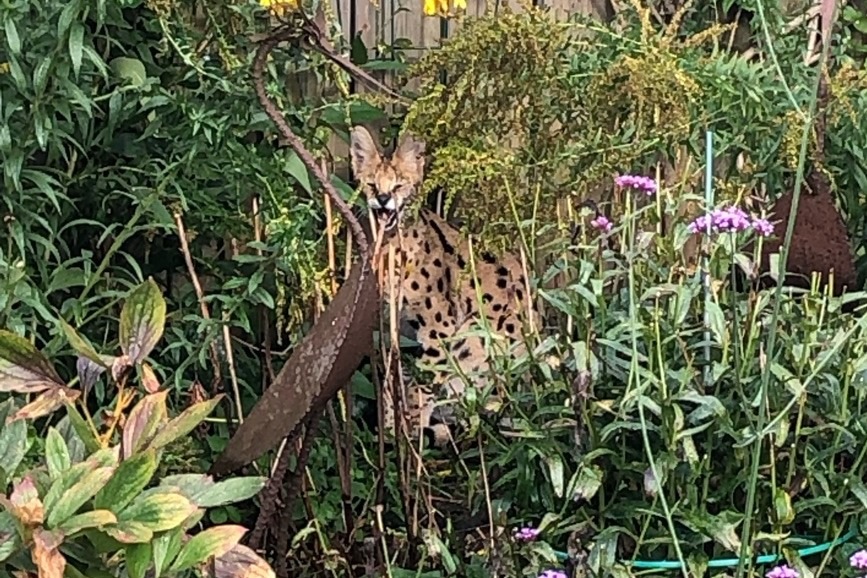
[369,198,400,232]
[375,208,399,231]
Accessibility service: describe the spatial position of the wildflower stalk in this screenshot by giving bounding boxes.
[733,18,833,578]
[625,191,688,577]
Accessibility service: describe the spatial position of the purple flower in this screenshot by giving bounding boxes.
[590,215,613,233]
[615,174,657,195]
[765,564,798,578]
[513,526,541,542]
[752,217,774,237]
[687,206,773,237]
[538,571,568,578]
[851,549,867,570]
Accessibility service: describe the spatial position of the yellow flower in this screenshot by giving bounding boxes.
[260,0,298,17]
[422,0,465,17]
[0,62,9,75]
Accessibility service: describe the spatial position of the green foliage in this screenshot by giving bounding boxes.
[5,0,867,576]
[280,3,867,577]
[398,0,867,264]
[0,278,272,576]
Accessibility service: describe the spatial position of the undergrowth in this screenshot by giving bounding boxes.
[3,0,867,577]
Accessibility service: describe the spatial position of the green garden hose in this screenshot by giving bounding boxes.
[552,526,858,571]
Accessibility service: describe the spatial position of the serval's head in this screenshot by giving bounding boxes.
[350,125,426,232]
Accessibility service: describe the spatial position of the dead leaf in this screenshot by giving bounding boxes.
[31,528,65,578]
[111,355,134,384]
[140,363,161,394]
[10,474,44,526]
[10,386,81,423]
[214,544,276,578]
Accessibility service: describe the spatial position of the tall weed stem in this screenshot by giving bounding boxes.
[733,14,833,577]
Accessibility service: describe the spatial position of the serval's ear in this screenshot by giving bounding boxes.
[392,133,426,184]
[349,126,382,177]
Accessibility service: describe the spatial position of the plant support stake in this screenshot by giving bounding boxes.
[703,130,713,388]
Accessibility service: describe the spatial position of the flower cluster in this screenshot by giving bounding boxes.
[538,570,567,578]
[513,526,541,542]
[259,0,298,17]
[687,206,775,237]
[615,174,658,196]
[590,214,613,233]
[766,564,798,578]
[852,549,867,571]
[423,0,467,16]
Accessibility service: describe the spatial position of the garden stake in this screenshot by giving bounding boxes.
[702,130,714,390]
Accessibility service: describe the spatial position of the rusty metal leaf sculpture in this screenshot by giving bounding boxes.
[209,259,378,475]
[209,28,380,476]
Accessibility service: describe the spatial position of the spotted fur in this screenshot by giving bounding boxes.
[350,125,537,445]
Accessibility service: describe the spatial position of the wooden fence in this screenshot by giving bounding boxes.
[310,0,612,176]
[331,0,611,59]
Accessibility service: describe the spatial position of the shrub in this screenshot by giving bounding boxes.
[0,279,274,577]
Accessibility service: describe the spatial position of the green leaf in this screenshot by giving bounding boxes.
[57,0,82,36]
[104,521,154,544]
[850,479,867,509]
[94,448,158,513]
[350,33,368,65]
[769,363,804,396]
[168,525,248,572]
[682,511,742,552]
[125,542,152,578]
[192,477,267,508]
[704,301,727,346]
[570,464,603,502]
[110,56,147,87]
[0,409,29,477]
[4,19,20,55]
[118,493,198,533]
[46,466,115,528]
[0,329,64,393]
[65,403,102,455]
[56,510,117,536]
[159,473,214,499]
[153,527,184,576]
[0,511,20,562]
[123,391,169,457]
[285,152,312,194]
[45,427,71,481]
[148,395,223,451]
[69,23,84,77]
[544,454,565,498]
[773,487,794,525]
[33,59,51,98]
[58,319,106,367]
[119,278,166,364]
[43,448,118,512]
